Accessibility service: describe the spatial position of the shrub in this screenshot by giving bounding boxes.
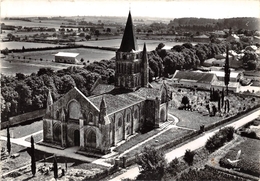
[136,146,167,181]
[183,149,195,166]
[166,158,179,175]
[205,126,235,152]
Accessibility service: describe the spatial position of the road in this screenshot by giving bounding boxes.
[109,109,260,181]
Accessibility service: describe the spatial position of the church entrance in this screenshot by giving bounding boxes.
[74,130,80,146]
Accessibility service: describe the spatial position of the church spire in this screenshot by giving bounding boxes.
[118,11,138,52]
[142,43,149,87]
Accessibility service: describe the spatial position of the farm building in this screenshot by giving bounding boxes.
[192,34,210,43]
[171,70,241,92]
[54,52,79,64]
[43,11,171,155]
[171,70,218,90]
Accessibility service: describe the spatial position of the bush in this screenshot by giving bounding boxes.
[183,149,195,166]
[205,126,235,152]
[136,146,167,181]
[166,158,179,175]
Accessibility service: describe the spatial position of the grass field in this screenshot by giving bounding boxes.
[76,38,184,51]
[0,120,43,138]
[0,41,63,50]
[123,127,192,157]
[171,108,222,130]
[114,129,161,153]
[219,137,260,177]
[1,47,114,75]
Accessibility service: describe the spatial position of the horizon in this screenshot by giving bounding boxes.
[1,0,259,19]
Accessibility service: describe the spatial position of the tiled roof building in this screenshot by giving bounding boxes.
[43,11,171,155]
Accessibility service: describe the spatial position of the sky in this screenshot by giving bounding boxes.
[1,0,259,19]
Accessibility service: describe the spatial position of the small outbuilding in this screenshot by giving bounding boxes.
[54,52,79,64]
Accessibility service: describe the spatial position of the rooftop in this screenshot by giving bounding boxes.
[54,52,79,57]
[172,70,215,84]
[89,89,145,115]
[210,70,240,78]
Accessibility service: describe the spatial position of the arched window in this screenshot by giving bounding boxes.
[88,113,94,123]
[134,109,138,119]
[56,110,59,119]
[123,54,127,60]
[68,101,81,119]
[126,113,130,123]
[118,117,122,128]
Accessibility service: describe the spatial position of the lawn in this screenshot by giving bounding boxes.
[167,86,260,130]
[171,108,222,130]
[219,137,260,177]
[123,127,192,157]
[1,140,31,174]
[2,155,108,181]
[0,120,43,138]
[25,132,43,143]
[114,129,161,153]
[0,41,62,50]
[11,47,115,62]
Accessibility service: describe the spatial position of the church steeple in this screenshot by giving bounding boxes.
[118,11,138,52]
[142,43,149,87]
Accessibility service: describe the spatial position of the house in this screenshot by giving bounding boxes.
[171,70,241,92]
[192,34,210,43]
[43,11,171,155]
[209,70,241,82]
[226,34,240,42]
[171,70,218,90]
[54,52,79,64]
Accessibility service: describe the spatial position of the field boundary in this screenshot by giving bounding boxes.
[1,44,117,53]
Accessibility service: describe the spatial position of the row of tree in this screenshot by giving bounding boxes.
[1,60,115,122]
[148,42,226,78]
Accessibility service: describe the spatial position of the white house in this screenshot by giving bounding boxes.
[54,52,79,64]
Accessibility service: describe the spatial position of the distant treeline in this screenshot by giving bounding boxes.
[169,17,260,31]
[1,45,117,54]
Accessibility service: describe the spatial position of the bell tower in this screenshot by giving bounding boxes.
[115,11,148,91]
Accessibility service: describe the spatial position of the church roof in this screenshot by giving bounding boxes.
[89,92,144,115]
[118,11,138,52]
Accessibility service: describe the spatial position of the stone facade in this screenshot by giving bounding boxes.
[43,11,171,155]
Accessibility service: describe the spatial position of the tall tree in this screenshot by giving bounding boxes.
[7,126,11,155]
[224,46,230,95]
[136,146,167,180]
[31,136,36,176]
[53,155,58,179]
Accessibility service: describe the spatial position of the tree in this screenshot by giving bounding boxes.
[224,46,230,95]
[53,155,58,179]
[31,136,36,176]
[181,96,190,108]
[22,46,25,52]
[136,146,167,180]
[94,30,100,37]
[183,149,195,166]
[85,35,91,40]
[16,73,25,80]
[7,126,11,155]
[106,28,111,33]
[2,48,9,55]
[80,58,84,63]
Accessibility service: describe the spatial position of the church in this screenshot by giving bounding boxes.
[43,11,171,155]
